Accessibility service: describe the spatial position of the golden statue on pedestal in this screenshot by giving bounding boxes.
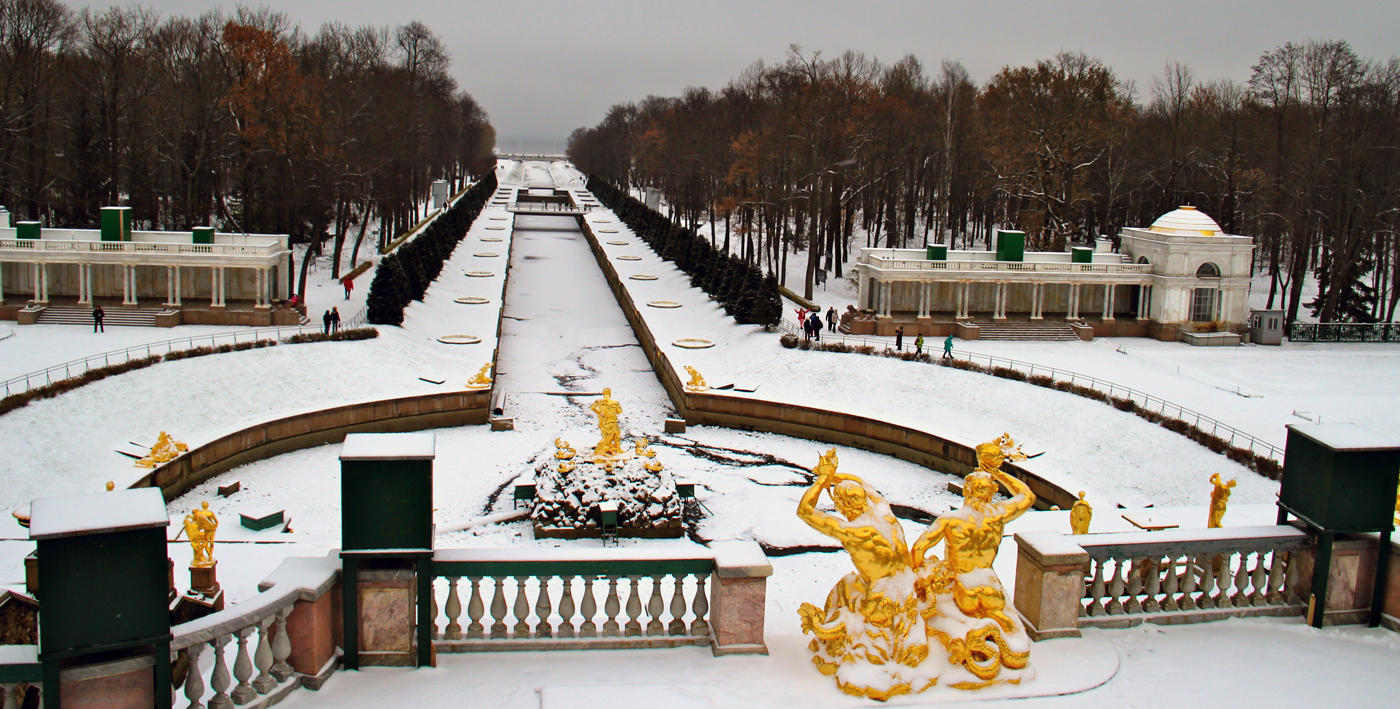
[1070,491,1092,535]
[1208,473,1236,528]
[136,431,188,468]
[465,362,493,389]
[683,366,709,392]
[184,501,219,568]
[797,439,1035,701]
[589,388,624,459]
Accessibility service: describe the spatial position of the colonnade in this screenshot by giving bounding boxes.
[870,278,1152,322]
[4,262,275,309]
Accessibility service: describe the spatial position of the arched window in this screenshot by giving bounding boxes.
[1137,256,1150,265]
[1196,262,1221,278]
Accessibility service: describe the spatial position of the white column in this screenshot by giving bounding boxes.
[173,266,182,306]
[31,263,40,302]
[124,265,138,306]
[85,263,93,306]
[880,281,892,317]
[1031,284,1043,320]
[211,267,220,307]
[1067,283,1080,320]
[1138,285,1150,321]
[76,265,88,305]
[917,281,929,318]
[0,261,5,306]
[1103,284,1115,321]
[39,263,49,303]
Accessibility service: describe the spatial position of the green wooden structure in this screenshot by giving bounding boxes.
[192,226,215,245]
[339,432,436,669]
[1276,423,1400,628]
[16,222,40,240]
[925,244,948,261]
[100,207,132,242]
[29,488,172,709]
[1071,247,1094,264]
[995,230,1025,262]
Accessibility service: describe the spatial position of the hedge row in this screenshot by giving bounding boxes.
[588,179,781,327]
[0,327,380,418]
[780,333,1282,478]
[367,173,498,325]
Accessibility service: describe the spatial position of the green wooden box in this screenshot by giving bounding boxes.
[995,230,1025,262]
[29,488,171,656]
[239,508,284,531]
[1279,424,1400,533]
[192,226,215,245]
[100,206,132,242]
[926,244,948,261]
[16,222,40,240]
[1071,247,1094,263]
[340,433,436,553]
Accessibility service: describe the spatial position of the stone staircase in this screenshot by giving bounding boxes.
[35,305,166,327]
[975,321,1081,341]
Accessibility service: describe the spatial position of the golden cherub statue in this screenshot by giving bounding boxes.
[184,501,219,568]
[590,388,624,459]
[136,431,188,468]
[465,362,493,389]
[634,438,657,458]
[1208,473,1236,528]
[554,438,577,460]
[644,458,664,473]
[683,366,709,392]
[1070,491,1092,535]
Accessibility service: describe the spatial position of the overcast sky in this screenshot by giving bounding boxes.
[111,0,1399,152]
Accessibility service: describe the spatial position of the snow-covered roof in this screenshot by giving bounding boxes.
[1147,206,1224,236]
[1286,423,1400,452]
[29,487,168,540]
[339,432,436,461]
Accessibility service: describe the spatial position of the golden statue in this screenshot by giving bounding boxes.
[634,438,657,458]
[136,431,188,468]
[683,366,709,392]
[184,501,219,568]
[465,362,493,389]
[1208,473,1236,528]
[589,388,624,459]
[106,481,115,491]
[644,458,664,473]
[1070,491,1092,535]
[796,444,1034,700]
[554,438,577,460]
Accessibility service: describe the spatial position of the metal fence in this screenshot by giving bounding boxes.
[781,318,1284,462]
[2,305,368,398]
[1288,322,1400,343]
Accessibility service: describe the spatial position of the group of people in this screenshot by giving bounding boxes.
[322,307,341,334]
[893,325,955,359]
[796,306,837,342]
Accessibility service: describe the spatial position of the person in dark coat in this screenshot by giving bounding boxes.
[826,307,836,332]
[810,313,821,342]
[93,306,105,333]
[322,309,332,335]
[331,306,341,333]
[894,326,904,351]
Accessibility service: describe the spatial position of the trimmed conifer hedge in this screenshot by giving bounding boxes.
[587,178,782,327]
[367,174,498,325]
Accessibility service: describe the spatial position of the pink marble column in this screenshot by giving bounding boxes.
[708,541,772,656]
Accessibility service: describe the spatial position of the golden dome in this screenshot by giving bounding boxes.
[1147,206,1223,237]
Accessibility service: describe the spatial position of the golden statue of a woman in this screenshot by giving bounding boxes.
[1208,473,1236,528]
[1070,491,1092,535]
[590,388,624,459]
[185,501,219,567]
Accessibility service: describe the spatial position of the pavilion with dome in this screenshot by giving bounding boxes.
[852,206,1255,342]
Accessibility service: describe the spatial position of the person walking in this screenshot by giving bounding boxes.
[943,334,955,360]
[826,307,836,332]
[811,313,821,343]
[331,306,341,333]
[914,333,924,356]
[342,276,354,300]
[894,326,904,351]
[93,305,105,333]
[322,309,332,335]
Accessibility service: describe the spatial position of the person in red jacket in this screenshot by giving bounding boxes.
[342,276,354,300]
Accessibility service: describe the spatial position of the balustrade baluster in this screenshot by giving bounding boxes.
[646,575,666,636]
[1125,558,1144,614]
[1162,555,1180,612]
[1180,556,1198,611]
[1214,553,1235,608]
[490,577,509,639]
[1265,552,1286,606]
[558,576,577,638]
[208,635,232,709]
[444,577,463,640]
[1106,558,1126,615]
[668,573,688,635]
[466,577,485,639]
[251,616,276,694]
[624,575,644,637]
[512,576,532,637]
[230,627,256,704]
[580,577,599,637]
[1087,559,1106,617]
[184,646,205,709]
[602,577,622,637]
[1232,552,1251,606]
[270,606,293,682]
[1249,552,1268,607]
[690,574,709,637]
[1142,557,1161,613]
[535,576,555,639]
[1197,555,1217,610]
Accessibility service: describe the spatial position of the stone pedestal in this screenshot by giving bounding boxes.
[190,563,219,596]
[708,541,772,656]
[358,568,418,667]
[916,316,932,335]
[1013,531,1089,640]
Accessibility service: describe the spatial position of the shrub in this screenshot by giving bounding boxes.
[0,355,162,416]
[1027,374,1056,388]
[284,327,379,344]
[780,333,799,349]
[1255,456,1282,479]
[991,366,1027,381]
[1110,396,1137,412]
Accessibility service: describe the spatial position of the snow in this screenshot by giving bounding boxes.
[28,487,167,539]
[339,432,437,460]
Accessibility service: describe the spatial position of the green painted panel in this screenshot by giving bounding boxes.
[926,245,948,261]
[37,527,170,656]
[341,459,433,552]
[996,231,1024,262]
[16,222,40,240]
[100,207,132,242]
[433,558,716,578]
[192,227,214,245]
[1280,429,1400,532]
[1071,247,1094,263]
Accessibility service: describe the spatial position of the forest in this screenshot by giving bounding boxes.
[0,0,495,291]
[568,43,1400,325]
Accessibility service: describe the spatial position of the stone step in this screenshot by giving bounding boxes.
[974,322,1081,342]
[36,306,164,327]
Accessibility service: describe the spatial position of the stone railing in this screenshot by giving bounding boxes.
[0,238,282,257]
[429,541,770,655]
[1014,526,1313,640]
[865,256,1151,274]
[171,556,340,708]
[0,645,41,708]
